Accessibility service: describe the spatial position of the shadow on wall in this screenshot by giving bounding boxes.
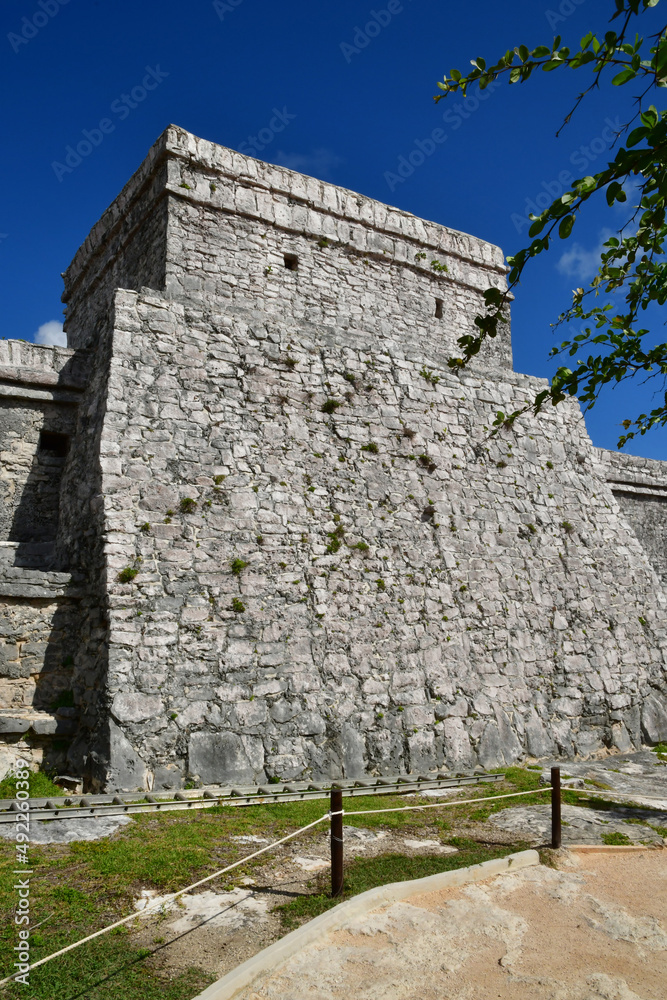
[8,428,70,568]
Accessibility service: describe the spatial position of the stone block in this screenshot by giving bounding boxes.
[106,721,150,792]
[641,692,667,744]
[110,693,163,723]
[188,731,258,785]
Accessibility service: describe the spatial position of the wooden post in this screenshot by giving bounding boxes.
[551,766,562,849]
[330,788,344,898]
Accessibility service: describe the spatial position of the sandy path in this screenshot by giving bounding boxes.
[238,850,667,1000]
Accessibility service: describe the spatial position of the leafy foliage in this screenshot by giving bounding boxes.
[435,0,667,446]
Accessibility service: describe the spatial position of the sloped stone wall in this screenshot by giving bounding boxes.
[2,125,660,791]
[599,448,667,584]
[92,286,667,788]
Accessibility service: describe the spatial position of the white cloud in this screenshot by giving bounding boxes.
[270,148,344,180]
[556,229,614,282]
[34,320,66,347]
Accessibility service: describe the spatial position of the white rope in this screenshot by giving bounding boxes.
[1,784,557,986]
[0,812,330,987]
[343,786,550,817]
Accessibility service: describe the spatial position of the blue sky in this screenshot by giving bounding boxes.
[1,0,665,458]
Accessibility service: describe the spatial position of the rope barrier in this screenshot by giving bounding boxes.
[0,812,331,988]
[1,780,565,986]
[343,785,551,817]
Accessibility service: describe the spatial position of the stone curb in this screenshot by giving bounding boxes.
[569,843,665,853]
[191,849,540,1000]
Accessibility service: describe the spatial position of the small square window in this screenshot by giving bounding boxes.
[39,431,69,457]
[435,298,444,319]
[284,253,298,271]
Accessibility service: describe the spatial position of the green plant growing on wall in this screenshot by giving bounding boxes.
[118,567,139,584]
[140,522,151,533]
[180,498,197,514]
[322,399,342,414]
[326,524,345,553]
[231,558,249,576]
[430,259,449,273]
[361,442,379,453]
[231,597,246,613]
[419,367,440,385]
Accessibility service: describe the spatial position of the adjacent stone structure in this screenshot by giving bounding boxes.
[1,126,666,790]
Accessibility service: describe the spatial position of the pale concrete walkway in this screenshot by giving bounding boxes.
[234,850,667,1000]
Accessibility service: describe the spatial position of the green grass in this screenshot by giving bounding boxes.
[0,770,64,800]
[278,840,526,929]
[601,831,632,846]
[0,769,556,998]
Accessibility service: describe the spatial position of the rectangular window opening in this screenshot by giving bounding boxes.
[39,431,69,458]
[435,298,444,319]
[284,253,299,271]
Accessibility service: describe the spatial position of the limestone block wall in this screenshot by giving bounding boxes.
[598,448,667,584]
[0,341,89,777]
[3,125,664,790]
[62,126,512,372]
[91,285,667,789]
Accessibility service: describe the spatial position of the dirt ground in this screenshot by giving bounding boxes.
[234,849,667,1000]
[130,819,491,980]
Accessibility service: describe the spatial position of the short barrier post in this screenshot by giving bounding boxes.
[330,787,344,898]
[551,766,561,849]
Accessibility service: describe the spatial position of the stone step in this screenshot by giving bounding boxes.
[0,711,78,735]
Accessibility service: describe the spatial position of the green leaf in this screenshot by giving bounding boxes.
[518,44,529,61]
[612,67,637,85]
[559,215,575,238]
[627,126,647,146]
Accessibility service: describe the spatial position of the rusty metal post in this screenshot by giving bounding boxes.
[330,788,344,898]
[551,766,562,849]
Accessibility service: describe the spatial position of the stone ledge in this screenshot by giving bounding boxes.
[0,712,78,735]
[0,568,83,600]
[0,382,82,404]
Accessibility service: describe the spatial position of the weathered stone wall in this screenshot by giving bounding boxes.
[598,448,667,584]
[91,284,667,788]
[0,341,89,777]
[2,126,666,790]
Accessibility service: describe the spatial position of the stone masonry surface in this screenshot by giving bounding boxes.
[0,125,666,790]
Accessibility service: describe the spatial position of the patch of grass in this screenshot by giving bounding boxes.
[601,831,632,846]
[503,767,542,791]
[278,843,524,929]
[0,925,212,999]
[118,567,138,584]
[179,498,197,514]
[0,770,64,800]
[321,399,342,414]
